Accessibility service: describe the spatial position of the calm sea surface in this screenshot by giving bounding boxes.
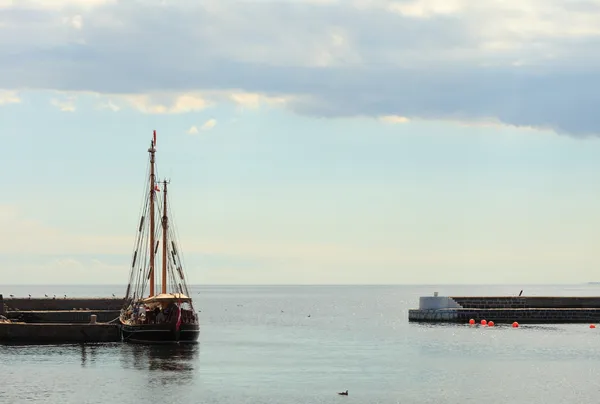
[2,284,600,403]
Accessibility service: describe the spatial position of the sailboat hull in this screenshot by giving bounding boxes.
[120,322,200,344]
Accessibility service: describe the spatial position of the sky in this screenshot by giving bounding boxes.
[1,0,600,286]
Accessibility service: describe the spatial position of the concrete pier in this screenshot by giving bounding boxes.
[0,323,121,344]
[2,297,124,311]
[5,310,120,323]
[408,295,600,324]
[0,295,124,344]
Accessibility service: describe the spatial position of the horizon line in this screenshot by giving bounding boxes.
[1,283,597,287]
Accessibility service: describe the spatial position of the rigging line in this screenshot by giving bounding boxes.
[165,190,191,288]
[128,200,149,292]
[128,157,151,267]
[167,254,177,295]
[125,153,152,300]
[134,194,151,300]
[169,230,191,298]
[135,221,150,298]
[129,190,150,299]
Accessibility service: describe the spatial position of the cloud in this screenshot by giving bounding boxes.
[117,93,210,114]
[388,0,464,18]
[99,98,120,111]
[50,97,76,112]
[1,0,600,135]
[63,14,83,29]
[380,115,410,124]
[0,0,116,9]
[200,118,217,131]
[0,90,19,105]
[187,119,216,135]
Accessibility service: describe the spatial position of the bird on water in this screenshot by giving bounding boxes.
[338,390,348,396]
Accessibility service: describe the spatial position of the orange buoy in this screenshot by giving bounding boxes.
[590,324,596,329]
[488,321,495,327]
[512,322,519,328]
[480,319,487,326]
[469,319,475,325]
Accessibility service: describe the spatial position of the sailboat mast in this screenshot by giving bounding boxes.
[148,131,157,297]
[162,180,168,294]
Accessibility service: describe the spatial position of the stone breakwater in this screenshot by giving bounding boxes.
[0,295,124,344]
[6,310,120,324]
[408,296,600,324]
[0,323,121,344]
[1,295,123,324]
[2,296,124,312]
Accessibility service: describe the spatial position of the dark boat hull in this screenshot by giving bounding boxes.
[120,322,200,344]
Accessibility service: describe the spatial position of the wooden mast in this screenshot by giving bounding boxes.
[148,131,157,297]
[161,179,168,294]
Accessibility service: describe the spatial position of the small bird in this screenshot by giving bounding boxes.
[44,294,48,298]
[64,295,67,299]
[112,294,116,297]
[28,294,31,299]
[9,294,14,298]
[338,390,348,396]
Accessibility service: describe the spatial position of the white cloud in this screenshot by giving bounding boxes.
[117,93,210,114]
[187,125,198,134]
[63,14,83,29]
[0,0,116,9]
[50,98,76,112]
[1,0,600,134]
[99,99,120,111]
[49,90,294,114]
[380,115,410,124]
[229,92,291,108]
[0,90,20,105]
[200,118,217,131]
[388,0,464,18]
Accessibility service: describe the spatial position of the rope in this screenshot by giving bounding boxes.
[104,316,121,324]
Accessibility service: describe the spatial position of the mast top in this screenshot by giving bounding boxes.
[148,130,157,153]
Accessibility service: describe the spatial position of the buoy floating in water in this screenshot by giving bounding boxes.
[469,319,475,325]
[480,319,487,326]
[512,322,519,328]
[590,324,596,329]
[488,321,495,327]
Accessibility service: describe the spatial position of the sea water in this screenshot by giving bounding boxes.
[1,284,600,403]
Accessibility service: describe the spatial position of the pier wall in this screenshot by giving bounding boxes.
[451,296,600,309]
[409,295,600,324]
[0,323,121,344]
[5,310,120,324]
[419,296,462,310]
[409,308,600,324]
[2,297,124,312]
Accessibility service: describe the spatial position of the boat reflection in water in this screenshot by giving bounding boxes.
[119,343,200,384]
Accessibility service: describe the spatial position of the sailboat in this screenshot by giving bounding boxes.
[119,130,200,344]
